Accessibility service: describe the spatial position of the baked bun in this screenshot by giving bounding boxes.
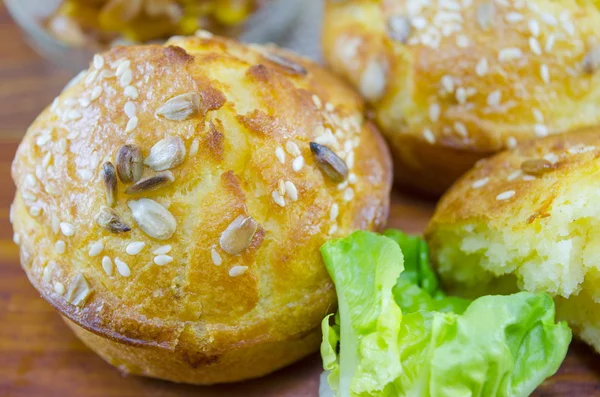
[322,0,600,196]
[10,34,392,384]
[426,128,600,352]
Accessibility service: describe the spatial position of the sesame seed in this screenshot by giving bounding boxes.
[79,169,93,181]
[505,12,524,23]
[189,138,199,157]
[529,37,542,55]
[124,85,139,99]
[114,258,131,276]
[79,96,91,108]
[54,282,65,295]
[229,265,248,277]
[93,54,104,69]
[22,191,35,201]
[496,190,515,201]
[58,138,67,153]
[475,58,489,76]
[498,48,523,62]
[454,122,468,137]
[101,256,113,276]
[50,97,59,112]
[124,101,136,118]
[472,177,489,189]
[195,29,213,38]
[348,173,357,184]
[292,156,305,172]
[533,109,544,123]
[346,152,355,169]
[51,215,60,234]
[325,102,335,112]
[343,188,354,202]
[456,35,469,48]
[423,128,436,144]
[99,69,114,79]
[507,136,518,148]
[60,222,75,237]
[90,86,103,101]
[211,248,222,266]
[487,90,502,106]
[45,184,59,196]
[88,241,104,257]
[272,190,286,207]
[543,152,559,164]
[13,233,20,245]
[522,175,536,181]
[153,245,172,255]
[116,60,131,77]
[455,87,467,104]
[125,117,138,133]
[64,97,78,107]
[534,124,548,137]
[126,241,146,255]
[285,141,301,157]
[25,174,37,187]
[277,179,286,196]
[42,261,55,283]
[36,132,52,146]
[429,103,441,122]
[85,69,99,85]
[330,203,339,220]
[30,206,42,217]
[35,165,44,180]
[55,240,66,254]
[68,109,82,121]
[312,94,322,109]
[337,180,349,190]
[275,147,286,164]
[507,170,523,181]
[545,35,556,52]
[528,19,540,37]
[541,13,557,25]
[120,69,133,87]
[441,75,454,93]
[285,181,298,201]
[540,64,550,83]
[328,224,338,235]
[411,16,428,29]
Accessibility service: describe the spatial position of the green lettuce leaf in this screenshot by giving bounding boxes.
[320,230,571,397]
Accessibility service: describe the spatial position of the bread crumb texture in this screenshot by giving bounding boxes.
[10,35,392,383]
[427,128,600,352]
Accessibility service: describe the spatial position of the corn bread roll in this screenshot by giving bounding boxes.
[10,34,392,384]
[426,128,600,353]
[323,0,600,196]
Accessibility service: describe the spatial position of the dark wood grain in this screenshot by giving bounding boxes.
[0,2,599,396]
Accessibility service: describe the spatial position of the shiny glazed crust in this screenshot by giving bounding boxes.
[323,0,600,196]
[426,128,600,352]
[10,34,392,384]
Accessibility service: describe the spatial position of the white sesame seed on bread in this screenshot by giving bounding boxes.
[322,0,600,196]
[10,35,392,385]
[426,128,600,353]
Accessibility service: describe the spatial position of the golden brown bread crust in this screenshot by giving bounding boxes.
[11,34,392,384]
[323,0,600,196]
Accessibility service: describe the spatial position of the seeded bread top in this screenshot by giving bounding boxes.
[11,33,392,352]
[322,0,600,195]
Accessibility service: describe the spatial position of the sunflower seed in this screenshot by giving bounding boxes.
[521,159,555,176]
[583,46,600,73]
[144,137,186,171]
[66,274,91,306]
[387,15,411,43]
[125,171,174,194]
[476,2,495,30]
[116,144,143,183]
[102,162,117,207]
[95,206,131,233]
[128,198,176,240]
[262,51,307,75]
[155,93,200,121]
[309,142,348,182]
[219,215,258,255]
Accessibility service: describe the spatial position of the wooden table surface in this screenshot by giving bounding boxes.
[1,2,600,396]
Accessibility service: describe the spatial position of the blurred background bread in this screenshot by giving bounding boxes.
[322,0,600,196]
[426,128,600,352]
[10,35,392,384]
